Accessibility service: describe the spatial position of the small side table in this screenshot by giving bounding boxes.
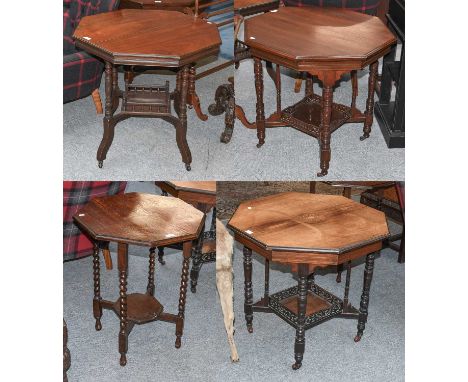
[241,7,396,176]
[228,192,389,369]
[73,10,221,170]
[155,181,216,292]
[74,193,205,366]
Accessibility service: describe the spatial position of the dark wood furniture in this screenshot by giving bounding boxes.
[73,10,221,170]
[310,181,396,280]
[63,319,70,382]
[228,192,389,370]
[375,0,405,148]
[155,181,216,292]
[73,193,205,366]
[119,0,194,11]
[235,0,279,16]
[360,182,405,262]
[238,7,396,176]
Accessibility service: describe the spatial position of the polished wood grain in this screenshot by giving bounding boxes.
[74,193,205,247]
[228,192,389,254]
[234,0,279,16]
[231,191,387,370]
[74,10,221,66]
[120,0,195,10]
[244,6,396,71]
[169,181,216,193]
[155,181,216,293]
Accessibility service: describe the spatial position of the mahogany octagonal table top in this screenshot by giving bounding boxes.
[73,9,222,66]
[164,181,216,195]
[155,181,216,208]
[228,192,389,254]
[73,192,205,247]
[243,6,396,71]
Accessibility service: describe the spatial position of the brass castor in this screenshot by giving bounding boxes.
[175,336,182,349]
[95,319,102,331]
[98,161,103,168]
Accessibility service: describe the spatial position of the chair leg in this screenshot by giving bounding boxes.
[294,74,303,93]
[91,89,103,114]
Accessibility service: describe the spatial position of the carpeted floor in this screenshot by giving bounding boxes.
[64,228,404,382]
[63,61,404,181]
[64,183,404,382]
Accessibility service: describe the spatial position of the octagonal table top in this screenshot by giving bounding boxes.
[243,6,396,71]
[73,9,221,66]
[228,192,389,254]
[164,181,216,194]
[73,193,205,247]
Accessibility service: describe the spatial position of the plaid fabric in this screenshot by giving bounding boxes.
[283,0,381,15]
[63,51,104,103]
[63,181,127,262]
[63,0,120,102]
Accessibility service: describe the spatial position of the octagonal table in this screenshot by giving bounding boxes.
[155,181,216,292]
[241,6,396,176]
[73,10,221,170]
[73,193,205,366]
[228,192,389,370]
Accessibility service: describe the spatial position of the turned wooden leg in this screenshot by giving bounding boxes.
[63,319,71,382]
[175,241,192,348]
[309,181,317,193]
[275,64,282,115]
[97,61,115,168]
[336,263,343,283]
[177,65,192,171]
[188,65,208,121]
[91,89,103,114]
[294,72,303,93]
[157,247,166,265]
[190,222,205,293]
[118,243,128,366]
[147,247,156,296]
[243,246,254,333]
[305,74,314,97]
[293,264,309,370]
[354,252,375,342]
[254,57,265,148]
[351,70,358,111]
[343,261,352,310]
[92,243,102,331]
[317,82,334,177]
[360,61,379,141]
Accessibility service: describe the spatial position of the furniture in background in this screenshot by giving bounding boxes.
[375,0,405,148]
[119,0,194,11]
[240,7,396,176]
[228,192,389,369]
[74,193,205,366]
[63,319,70,382]
[360,181,405,263]
[155,181,216,292]
[310,181,395,281]
[73,10,221,170]
[63,0,120,111]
